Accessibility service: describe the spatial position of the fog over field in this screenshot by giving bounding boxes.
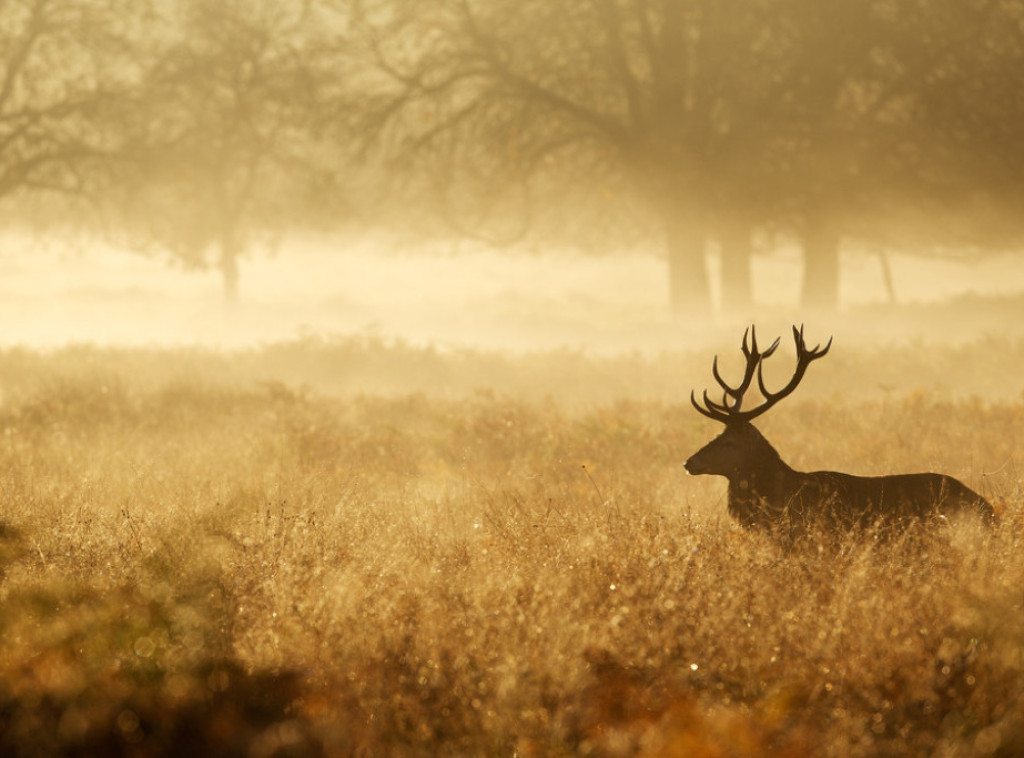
[6,1,1024,755]
[4,235,1024,354]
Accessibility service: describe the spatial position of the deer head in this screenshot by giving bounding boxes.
[684,326,831,480]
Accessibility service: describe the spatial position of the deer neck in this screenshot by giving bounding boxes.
[726,453,799,530]
[727,434,797,500]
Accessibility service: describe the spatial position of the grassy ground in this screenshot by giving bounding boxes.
[0,339,1022,756]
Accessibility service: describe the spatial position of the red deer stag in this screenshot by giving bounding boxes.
[685,326,995,538]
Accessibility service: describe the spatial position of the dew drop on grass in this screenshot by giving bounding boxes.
[133,636,155,658]
[116,709,141,739]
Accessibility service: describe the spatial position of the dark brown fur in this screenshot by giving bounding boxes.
[685,423,995,538]
[687,326,996,539]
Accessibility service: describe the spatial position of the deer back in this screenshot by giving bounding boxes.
[687,326,996,538]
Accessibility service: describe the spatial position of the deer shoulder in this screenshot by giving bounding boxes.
[685,326,996,538]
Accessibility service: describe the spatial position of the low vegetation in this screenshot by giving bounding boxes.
[0,338,1022,756]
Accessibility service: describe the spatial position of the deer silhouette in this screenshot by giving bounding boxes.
[685,326,995,538]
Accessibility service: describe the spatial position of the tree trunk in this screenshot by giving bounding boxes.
[801,221,840,310]
[718,224,753,313]
[666,214,710,314]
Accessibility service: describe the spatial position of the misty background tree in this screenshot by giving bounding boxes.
[335,0,1024,313]
[0,0,139,228]
[780,0,1024,309]
[876,1,1024,269]
[108,0,325,302]
[1,0,1023,313]
[336,0,884,312]
[339,0,794,313]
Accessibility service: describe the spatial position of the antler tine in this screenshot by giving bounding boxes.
[710,354,741,404]
[710,354,727,391]
[793,324,832,359]
[702,389,733,415]
[743,326,782,358]
[711,325,776,409]
[749,325,833,419]
[690,389,728,421]
[710,356,746,411]
[740,325,780,360]
[693,326,792,423]
[692,326,830,425]
[689,388,735,422]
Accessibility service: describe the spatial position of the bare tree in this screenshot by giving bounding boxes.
[773,0,1024,308]
[320,0,1024,313]
[111,0,325,301]
[891,0,1024,257]
[0,0,138,219]
[334,0,804,313]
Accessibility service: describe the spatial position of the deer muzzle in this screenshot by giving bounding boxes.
[683,451,708,476]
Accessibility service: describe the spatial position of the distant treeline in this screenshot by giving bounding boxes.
[1,326,1021,404]
[1,0,1021,309]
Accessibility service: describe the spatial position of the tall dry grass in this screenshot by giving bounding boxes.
[0,339,1022,756]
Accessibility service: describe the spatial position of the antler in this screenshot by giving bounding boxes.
[691,325,831,424]
[691,326,780,419]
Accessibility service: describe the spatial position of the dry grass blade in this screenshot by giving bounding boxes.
[0,342,1021,756]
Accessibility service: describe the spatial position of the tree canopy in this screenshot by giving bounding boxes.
[1,0,1023,309]
[338,0,1024,311]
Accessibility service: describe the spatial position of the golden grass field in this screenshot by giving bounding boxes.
[0,336,1022,756]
